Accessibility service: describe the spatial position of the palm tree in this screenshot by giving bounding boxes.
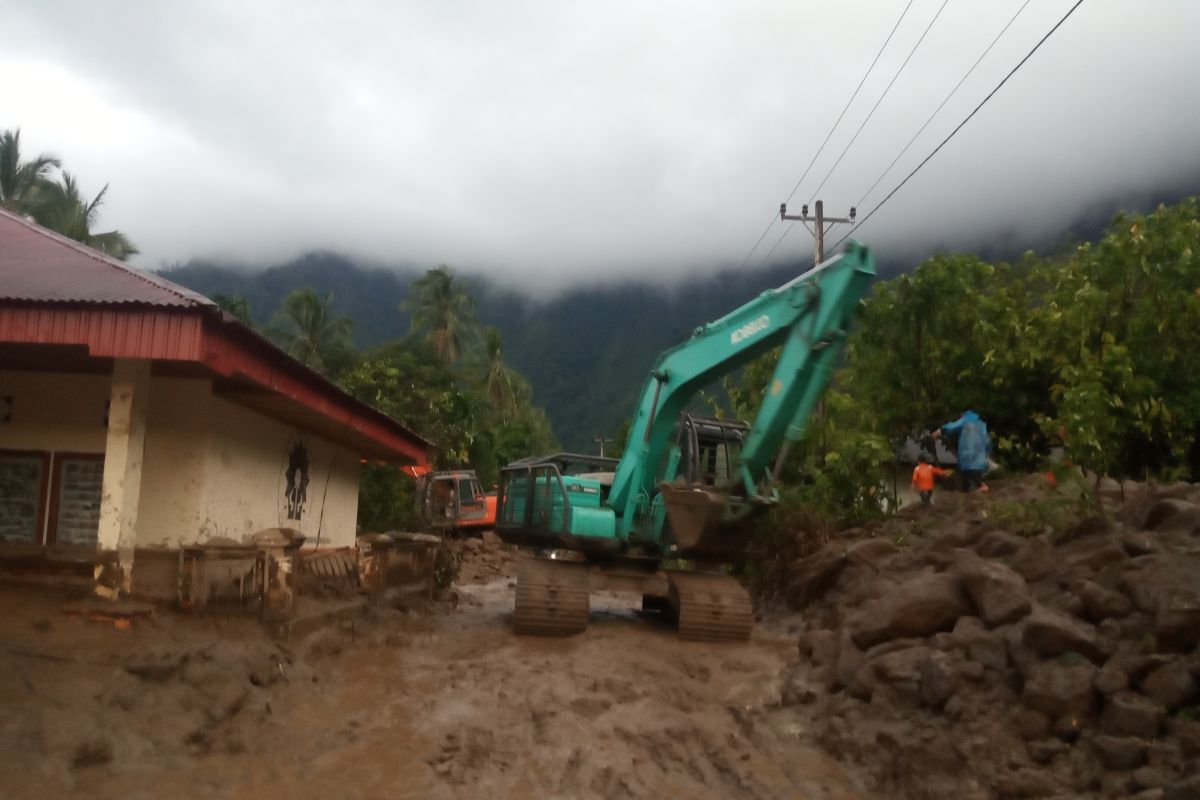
[268,288,354,373]
[480,326,522,420]
[31,172,139,260]
[403,265,479,364]
[213,294,254,326]
[0,128,60,213]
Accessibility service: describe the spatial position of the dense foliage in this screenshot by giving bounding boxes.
[1,129,137,259]
[846,198,1200,483]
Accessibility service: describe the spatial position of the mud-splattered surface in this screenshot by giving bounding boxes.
[0,550,868,800]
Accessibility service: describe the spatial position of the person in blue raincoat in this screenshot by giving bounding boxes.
[934,410,991,492]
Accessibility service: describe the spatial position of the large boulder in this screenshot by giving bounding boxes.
[975,530,1027,558]
[1023,604,1107,663]
[846,538,898,570]
[1091,735,1147,771]
[1022,659,1098,720]
[949,616,1007,670]
[1012,537,1057,582]
[1139,660,1198,710]
[848,572,970,649]
[952,551,1032,627]
[785,544,847,609]
[1079,580,1134,622]
[1119,554,1200,651]
[1165,773,1200,800]
[1140,498,1196,530]
[1102,691,1165,738]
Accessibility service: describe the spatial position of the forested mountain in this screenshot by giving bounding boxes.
[162,255,818,450]
[161,182,1200,453]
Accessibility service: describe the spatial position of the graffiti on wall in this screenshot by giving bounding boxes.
[283,441,310,521]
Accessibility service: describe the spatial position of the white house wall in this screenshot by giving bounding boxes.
[0,370,109,453]
[199,395,360,549]
[2,368,361,550]
[134,376,212,547]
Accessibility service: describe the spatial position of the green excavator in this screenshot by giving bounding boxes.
[495,241,875,641]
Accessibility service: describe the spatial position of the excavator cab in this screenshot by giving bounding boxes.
[659,415,766,558]
[417,470,496,535]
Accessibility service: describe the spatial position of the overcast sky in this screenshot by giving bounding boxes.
[3,0,1198,290]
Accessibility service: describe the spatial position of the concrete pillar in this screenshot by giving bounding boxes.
[96,359,150,596]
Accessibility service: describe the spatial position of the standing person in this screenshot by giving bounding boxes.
[912,455,950,505]
[934,410,991,492]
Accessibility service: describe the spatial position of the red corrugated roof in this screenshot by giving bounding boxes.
[0,207,213,308]
[0,208,433,462]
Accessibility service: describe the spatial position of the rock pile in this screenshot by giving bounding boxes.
[456,531,519,584]
[785,478,1200,799]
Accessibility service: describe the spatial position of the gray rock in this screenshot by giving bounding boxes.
[952,551,1032,627]
[1022,659,1098,720]
[1157,507,1200,534]
[786,544,847,609]
[1023,604,1106,663]
[1140,660,1198,709]
[1102,691,1165,738]
[1080,580,1134,622]
[950,616,1007,670]
[975,530,1027,558]
[1014,708,1052,741]
[1168,718,1200,757]
[1141,498,1196,530]
[801,629,840,669]
[848,572,970,649]
[845,538,898,570]
[1026,738,1069,764]
[1164,772,1200,800]
[1091,735,1147,771]
[1155,602,1200,653]
[1095,659,1130,695]
[1061,535,1129,572]
[1131,766,1174,791]
[919,651,956,709]
[829,628,863,693]
[1012,537,1056,582]
[1122,530,1161,556]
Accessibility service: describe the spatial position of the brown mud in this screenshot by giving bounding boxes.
[5,474,1198,799]
[0,540,865,799]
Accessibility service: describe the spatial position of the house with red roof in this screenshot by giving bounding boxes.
[0,208,431,594]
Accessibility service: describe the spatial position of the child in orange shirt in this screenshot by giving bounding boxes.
[912,455,950,506]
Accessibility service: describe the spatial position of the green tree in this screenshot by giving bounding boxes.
[268,288,355,375]
[30,172,139,260]
[478,326,522,420]
[213,293,254,326]
[0,129,60,213]
[404,265,479,364]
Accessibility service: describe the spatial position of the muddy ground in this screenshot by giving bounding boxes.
[3,474,1198,799]
[0,544,866,799]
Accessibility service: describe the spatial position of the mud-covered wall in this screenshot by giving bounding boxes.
[0,370,110,452]
[198,396,360,548]
[1,369,361,549]
[134,377,212,546]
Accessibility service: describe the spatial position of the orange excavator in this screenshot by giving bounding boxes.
[403,465,497,536]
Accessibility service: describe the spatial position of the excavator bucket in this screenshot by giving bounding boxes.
[658,483,760,559]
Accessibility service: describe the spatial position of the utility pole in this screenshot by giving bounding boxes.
[780,200,855,265]
[593,436,613,459]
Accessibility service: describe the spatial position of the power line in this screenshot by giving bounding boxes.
[756,223,794,267]
[856,0,1032,209]
[808,0,953,203]
[734,0,917,272]
[830,0,1088,252]
[783,0,917,206]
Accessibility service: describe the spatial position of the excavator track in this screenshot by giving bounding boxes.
[513,558,590,636]
[667,572,753,642]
